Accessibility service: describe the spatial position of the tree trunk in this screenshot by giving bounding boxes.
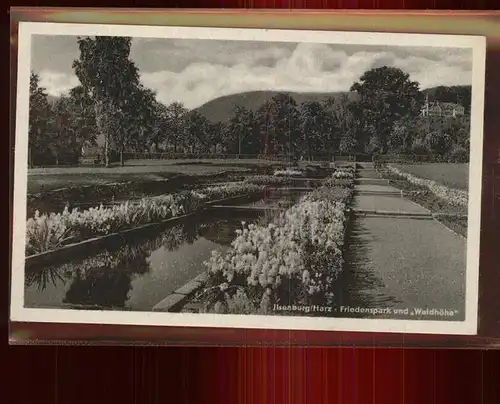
[120,145,124,167]
[104,135,110,167]
[95,98,110,168]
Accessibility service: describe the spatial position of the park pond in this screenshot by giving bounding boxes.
[23,213,385,314]
[24,214,248,311]
[24,188,311,311]
[23,185,360,313]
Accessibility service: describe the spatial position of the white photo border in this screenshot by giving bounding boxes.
[10,22,487,335]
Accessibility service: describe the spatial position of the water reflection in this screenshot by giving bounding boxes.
[24,216,246,311]
[25,265,72,291]
[244,188,307,209]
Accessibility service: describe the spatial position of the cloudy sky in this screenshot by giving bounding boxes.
[31,35,473,110]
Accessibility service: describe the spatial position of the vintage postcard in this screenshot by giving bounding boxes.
[10,22,486,335]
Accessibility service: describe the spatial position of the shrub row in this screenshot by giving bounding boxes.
[25,183,265,256]
[197,176,355,315]
[386,165,468,207]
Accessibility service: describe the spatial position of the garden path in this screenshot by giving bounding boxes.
[341,162,467,317]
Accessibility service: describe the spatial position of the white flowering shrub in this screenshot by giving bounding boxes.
[244,175,292,186]
[26,211,74,255]
[273,168,304,177]
[387,165,468,207]
[25,183,264,255]
[200,182,354,315]
[190,183,263,201]
[332,166,356,180]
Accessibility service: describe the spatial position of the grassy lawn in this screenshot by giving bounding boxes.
[379,168,469,237]
[125,158,279,166]
[27,163,250,193]
[392,163,469,190]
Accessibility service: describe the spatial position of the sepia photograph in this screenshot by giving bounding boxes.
[10,23,486,334]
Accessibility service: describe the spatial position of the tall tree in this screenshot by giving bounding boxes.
[299,100,328,160]
[184,111,211,154]
[72,36,140,167]
[258,93,300,160]
[208,121,226,153]
[51,95,85,165]
[28,72,53,167]
[224,105,254,155]
[165,102,188,153]
[68,85,98,150]
[123,85,158,161]
[390,115,420,152]
[240,110,263,155]
[350,66,423,154]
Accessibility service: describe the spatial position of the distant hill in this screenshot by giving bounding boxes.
[194,86,472,122]
[192,90,357,122]
[43,85,472,122]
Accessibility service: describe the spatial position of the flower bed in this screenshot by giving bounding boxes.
[332,166,356,180]
[273,168,304,177]
[244,175,293,186]
[386,165,468,207]
[197,181,354,315]
[26,171,244,218]
[25,183,264,255]
[323,177,355,188]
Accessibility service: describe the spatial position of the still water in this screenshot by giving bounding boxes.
[243,188,307,209]
[24,216,250,311]
[24,188,310,312]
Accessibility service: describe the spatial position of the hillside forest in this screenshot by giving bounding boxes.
[28,36,472,167]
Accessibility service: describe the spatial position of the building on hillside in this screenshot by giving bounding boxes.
[421,95,465,118]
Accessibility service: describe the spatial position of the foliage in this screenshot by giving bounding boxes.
[26,210,75,255]
[223,105,256,154]
[73,36,141,166]
[273,168,304,177]
[30,51,471,166]
[29,73,54,165]
[25,183,264,255]
[161,102,189,153]
[299,100,329,159]
[244,175,292,186]
[350,66,424,154]
[28,74,97,166]
[386,165,468,207]
[198,181,354,315]
[257,93,301,158]
[331,166,356,179]
[448,146,469,163]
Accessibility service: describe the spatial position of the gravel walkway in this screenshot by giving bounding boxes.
[340,163,467,321]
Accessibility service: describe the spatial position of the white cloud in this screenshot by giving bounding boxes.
[36,42,473,110]
[38,69,80,96]
[141,44,472,109]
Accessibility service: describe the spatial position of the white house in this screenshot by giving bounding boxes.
[421,95,466,118]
